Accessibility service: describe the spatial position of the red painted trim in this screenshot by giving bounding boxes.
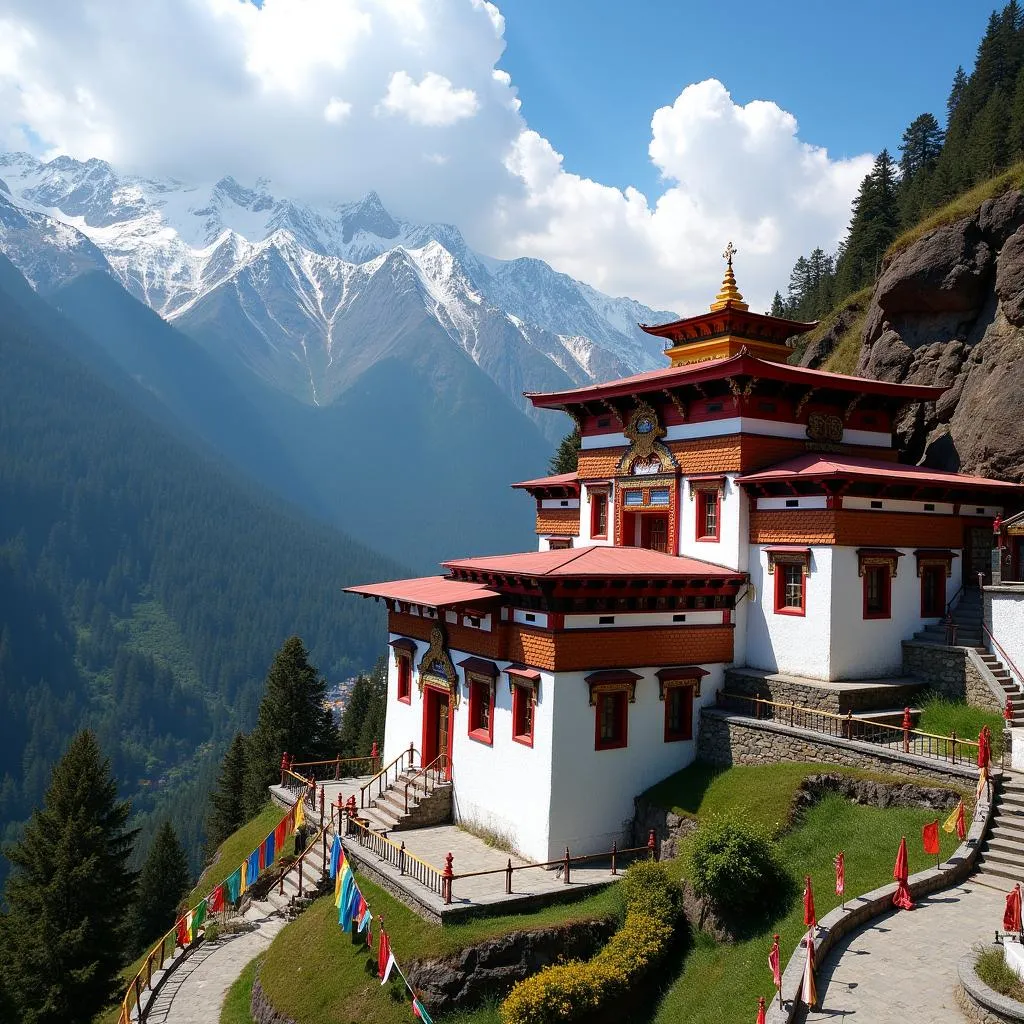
[773,563,807,617]
[594,691,628,751]
[467,677,494,745]
[862,565,892,619]
[590,492,609,539]
[511,683,535,747]
[695,487,721,542]
[396,656,412,704]
[663,683,694,742]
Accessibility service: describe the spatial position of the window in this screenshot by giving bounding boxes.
[863,564,892,619]
[785,498,799,508]
[870,500,883,509]
[591,493,609,538]
[664,685,694,742]
[467,678,494,744]
[650,488,670,506]
[774,562,806,616]
[695,489,720,541]
[624,490,643,507]
[921,565,945,618]
[396,656,412,703]
[548,538,572,550]
[598,615,615,625]
[595,691,628,750]
[512,684,534,747]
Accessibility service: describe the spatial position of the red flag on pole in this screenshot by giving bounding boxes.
[801,930,817,1008]
[756,995,767,1024]
[377,925,391,980]
[206,884,225,914]
[769,933,781,989]
[803,875,816,927]
[956,799,967,841]
[834,852,845,897]
[1005,884,1023,933]
[922,821,940,856]
[892,836,914,910]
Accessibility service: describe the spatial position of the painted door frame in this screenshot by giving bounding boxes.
[420,680,455,779]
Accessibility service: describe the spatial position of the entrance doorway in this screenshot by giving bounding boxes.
[421,685,452,778]
[640,513,669,552]
[964,526,994,588]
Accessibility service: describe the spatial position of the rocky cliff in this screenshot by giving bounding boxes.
[805,189,1024,482]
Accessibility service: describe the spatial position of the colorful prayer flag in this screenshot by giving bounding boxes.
[176,916,189,947]
[412,998,434,1023]
[977,765,989,801]
[192,899,207,933]
[264,831,276,869]
[942,800,960,834]
[329,835,342,879]
[247,849,261,887]
[956,799,967,840]
[800,931,817,1008]
[922,821,940,856]
[185,910,195,944]
[359,907,373,934]
[274,818,288,855]
[295,798,305,830]
[226,867,242,904]
[258,841,266,872]
[833,852,844,897]
[207,885,225,914]
[378,928,392,982]
[802,876,816,927]
[768,933,781,990]
[353,892,368,926]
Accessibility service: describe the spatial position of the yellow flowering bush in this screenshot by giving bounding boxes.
[500,861,682,1024]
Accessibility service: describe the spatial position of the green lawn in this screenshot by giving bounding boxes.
[188,803,284,906]
[221,954,261,1024]
[258,873,621,1024]
[916,696,1005,759]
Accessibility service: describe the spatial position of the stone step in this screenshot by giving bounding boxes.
[986,837,1024,858]
[978,857,1024,882]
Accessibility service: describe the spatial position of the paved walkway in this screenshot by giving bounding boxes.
[148,907,285,1024]
[805,879,1005,1023]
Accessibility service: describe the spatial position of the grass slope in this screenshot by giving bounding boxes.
[644,763,968,1023]
[917,696,1005,759]
[221,955,261,1024]
[259,873,621,1024]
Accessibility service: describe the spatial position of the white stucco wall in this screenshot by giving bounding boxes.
[546,664,724,860]
[827,547,962,679]
[989,587,1024,688]
[677,475,746,571]
[381,634,427,769]
[744,546,834,679]
[578,483,614,547]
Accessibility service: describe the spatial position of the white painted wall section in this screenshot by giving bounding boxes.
[988,587,1024,689]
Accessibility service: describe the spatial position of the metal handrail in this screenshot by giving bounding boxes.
[290,754,382,781]
[983,620,1024,692]
[345,815,446,896]
[717,691,980,765]
[403,754,451,813]
[360,744,417,808]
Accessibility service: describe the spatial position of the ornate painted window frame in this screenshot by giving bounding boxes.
[417,624,460,708]
[389,637,416,703]
[913,548,957,577]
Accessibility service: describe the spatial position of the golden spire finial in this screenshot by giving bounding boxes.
[711,241,748,311]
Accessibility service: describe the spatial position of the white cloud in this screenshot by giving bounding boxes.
[379,70,479,126]
[0,0,870,313]
[323,97,353,124]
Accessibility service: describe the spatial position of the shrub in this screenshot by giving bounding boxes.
[689,817,786,922]
[499,861,682,1024]
[976,946,1024,1002]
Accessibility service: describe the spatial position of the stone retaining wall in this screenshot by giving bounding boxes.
[698,708,979,787]
[251,978,295,1024]
[725,669,921,714]
[902,641,1005,713]
[765,785,995,1024]
[956,947,1024,1023]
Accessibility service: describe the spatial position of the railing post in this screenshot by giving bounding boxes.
[564,846,571,885]
[298,855,304,897]
[648,828,658,862]
[951,729,957,764]
[134,976,142,1016]
[790,702,795,727]
[611,841,617,876]
[279,868,285,895]
[319,784,325,821]
[408,742,415,770]
[323,827,328,874]
[443,852,454,904]
[506,857,513,894]
[371,739,379,774]
[280,752,289,787]
[335,754,340,781]
[400,841,406,876]
[902,707,911,753]
[845,710,853,740]
[146,952,153,990]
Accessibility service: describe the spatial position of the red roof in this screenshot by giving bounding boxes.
[524,352,945,408]
[736,453,1022,491]
[344,575,501,607]
[511,471,579,490]
[443,545,742,579]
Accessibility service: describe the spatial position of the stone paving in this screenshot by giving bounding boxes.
[148,907,285,1024]
[804,878,1006,1024]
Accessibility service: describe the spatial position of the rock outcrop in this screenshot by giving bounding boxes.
[810,189,1024,482]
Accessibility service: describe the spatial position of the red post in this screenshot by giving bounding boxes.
[319,784,325,817]
[371,739,379,768]
[648,829,658,862]
[902,707,911,753]
[280,752,289,786]
[506,857,513,894]
[443,851,454,904]
[1007,696,1015,723]
[564,846,571,885]
[611,841,617,876]
[335,753,340,781]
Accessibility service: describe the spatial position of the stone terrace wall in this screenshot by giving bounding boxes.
[902,641,1005,713]
[725,668,922,714]
[698,708,978,787]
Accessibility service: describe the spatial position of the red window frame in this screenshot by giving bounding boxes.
[773,562,806,616]
[594,690,628,751]
[467,677,494,745]
[920,565,945,618]
[663,684,694,742]
[512,683,534,747]
[863,564,892,619]
[695,488,720,542]
[591,492,609,539]
[396,656,412,703]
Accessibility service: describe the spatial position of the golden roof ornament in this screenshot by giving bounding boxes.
[710,241,749,312]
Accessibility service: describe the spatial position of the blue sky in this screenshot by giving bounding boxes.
[500,0,995,194]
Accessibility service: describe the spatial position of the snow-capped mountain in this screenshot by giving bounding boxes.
[0,153,674,438]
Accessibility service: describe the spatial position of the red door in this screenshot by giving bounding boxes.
[421,687,452,777]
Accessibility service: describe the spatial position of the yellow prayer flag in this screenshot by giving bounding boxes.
[942,799,962,834]
[240,860,249,895]
[977,765,988,801]
[334,867,342,907]
[295,799,305,830]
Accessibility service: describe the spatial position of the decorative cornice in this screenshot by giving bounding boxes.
[418,624,459,706]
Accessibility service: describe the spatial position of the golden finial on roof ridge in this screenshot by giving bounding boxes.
[710,241,748,311]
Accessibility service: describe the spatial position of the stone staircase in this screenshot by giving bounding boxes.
[360,769,453,834]
[978,772,1024,885]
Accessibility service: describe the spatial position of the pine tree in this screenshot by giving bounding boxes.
[356,657,388,758]
[1011,65,1024,159]
[243,636,338,816]
[339,672,373,758]
[0,731,137,1024]
[769,291,786,317]
[972,87,1012,178]
[548,429,580,475]
[898,113,945,224]
[836,150,900,296]
[131,821,190,954]
[947,65,968,124]
[204,733,248,854]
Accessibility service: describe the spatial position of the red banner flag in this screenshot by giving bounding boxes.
[834,852,845,896]
[206,884,225,914]
[768,933,781,990]
[892,836,914,910]
[176,916,189,948]
[1005,884,1023,933]
[922,821,940,856]
[803,876,816,927]
[756,995,767,1024]
[377,927,391,980]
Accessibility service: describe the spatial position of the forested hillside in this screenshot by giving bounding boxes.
[0,253,405,872]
